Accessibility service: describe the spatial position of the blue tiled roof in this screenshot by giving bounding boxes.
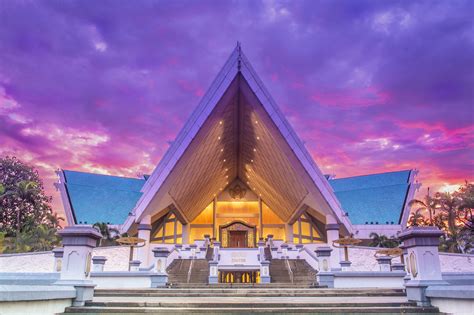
[329,170,411,225]
[63,170,146,225]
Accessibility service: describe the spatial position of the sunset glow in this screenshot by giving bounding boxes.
[0,1,472,217]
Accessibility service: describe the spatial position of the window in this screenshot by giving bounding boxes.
[151,212,183,244]
[292,213,324,244]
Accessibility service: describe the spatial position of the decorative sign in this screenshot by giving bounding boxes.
[229,184,247,200]
[409,252,418,277]
[231,252,247,264]
[85,252,92,277]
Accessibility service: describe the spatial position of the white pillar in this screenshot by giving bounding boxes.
[137,215,152,267]
[182,224,190,244]
[399,227,447,306]
[56,226,102,306]
[325,218,341,270]
[92,256,107,272]
[58,226,102,281]
[52,247,64,272]
[152,247,170,273]
[285,223,294,243]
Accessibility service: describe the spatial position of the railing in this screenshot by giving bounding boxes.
[300,246,319,271]
[187,258,194,283]
[284,258,294,283]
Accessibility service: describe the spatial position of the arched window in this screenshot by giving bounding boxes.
[292,213,324,244]
[151,212,183,244]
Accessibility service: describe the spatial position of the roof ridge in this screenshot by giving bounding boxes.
[63,169,145,181]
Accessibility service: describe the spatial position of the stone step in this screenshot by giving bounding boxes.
[63,305,440,314]
[94,288,405,297]
[85,301,420,308]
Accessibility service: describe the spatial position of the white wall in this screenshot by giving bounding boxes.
[0,246,130,272]
[1,245,472,273]
[430,298,474,315]
[0,299,72,315]
[439,252,474,272]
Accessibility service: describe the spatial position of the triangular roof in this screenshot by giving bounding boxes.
[329,170,412,225]
[123,44,354,233]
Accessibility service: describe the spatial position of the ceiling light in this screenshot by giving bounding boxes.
[219,121,223,125]
[253,148,257,152]
[251,159,254,163]
[257,136,260,140]
[220,148,224,152]
[223,159,226,162]
[255,121,258,124]
[218,136,221,140]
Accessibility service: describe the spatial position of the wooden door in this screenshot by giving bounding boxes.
[229,231,247,248]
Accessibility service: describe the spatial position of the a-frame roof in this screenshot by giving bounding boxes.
[122,44,353,232]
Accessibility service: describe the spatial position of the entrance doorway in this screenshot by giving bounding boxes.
[229,230,247,248]
[219,271,260,283]
[219,221,257,248]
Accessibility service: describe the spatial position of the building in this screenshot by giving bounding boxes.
[56,44,418,264]
[2,45,471,315]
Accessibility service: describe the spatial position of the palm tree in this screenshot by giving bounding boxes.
[437,192,460,234]
[408,209,428,227]
[45,212,64,229]
[369,232,399,248]
[408,188,438,225]
[93,222,119,246]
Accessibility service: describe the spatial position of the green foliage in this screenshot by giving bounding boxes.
[93,222,120,246]
[0,156,63,253]
[369,232,400,248]
[408,182,474,253]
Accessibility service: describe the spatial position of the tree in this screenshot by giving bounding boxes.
[369,232,399,248]
[93,222,120,246]
[0,156,56,236]
[408,188,438,225]
[408,209,429,227]
[0,156,63,253]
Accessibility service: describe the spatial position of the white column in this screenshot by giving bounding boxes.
[58,226,102,281]
[137,215,152,267]
[182,223,190,244]
[399,227,447,306]
[325,215,341,270]
[285,223,294,243]
[52,247,64,272]
[56,226,102,306]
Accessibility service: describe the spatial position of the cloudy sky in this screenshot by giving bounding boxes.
[0,0,472,215]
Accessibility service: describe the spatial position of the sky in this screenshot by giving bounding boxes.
[0,0,473,217]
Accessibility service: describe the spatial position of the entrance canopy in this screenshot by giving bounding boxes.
[124,44,353,233]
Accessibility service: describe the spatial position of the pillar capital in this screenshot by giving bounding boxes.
[52,247,64,258]
[315,246,333,257]
[398,227,443,248]
[325,223,340,231]
[152,247,171,258]
[137,223,152,231]
[58,226,102,247]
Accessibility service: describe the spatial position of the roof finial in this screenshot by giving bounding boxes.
[237,41,242,71]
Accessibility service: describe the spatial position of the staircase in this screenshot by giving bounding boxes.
[167,259,191,284]
[288,259,317,286]
[270,259,316,286]
[62,287,441,314]
[188,259,209,283]
[167,259,209,285]
[269,259,292,283]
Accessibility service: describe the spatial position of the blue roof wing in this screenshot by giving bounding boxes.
[63,170,146,225]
